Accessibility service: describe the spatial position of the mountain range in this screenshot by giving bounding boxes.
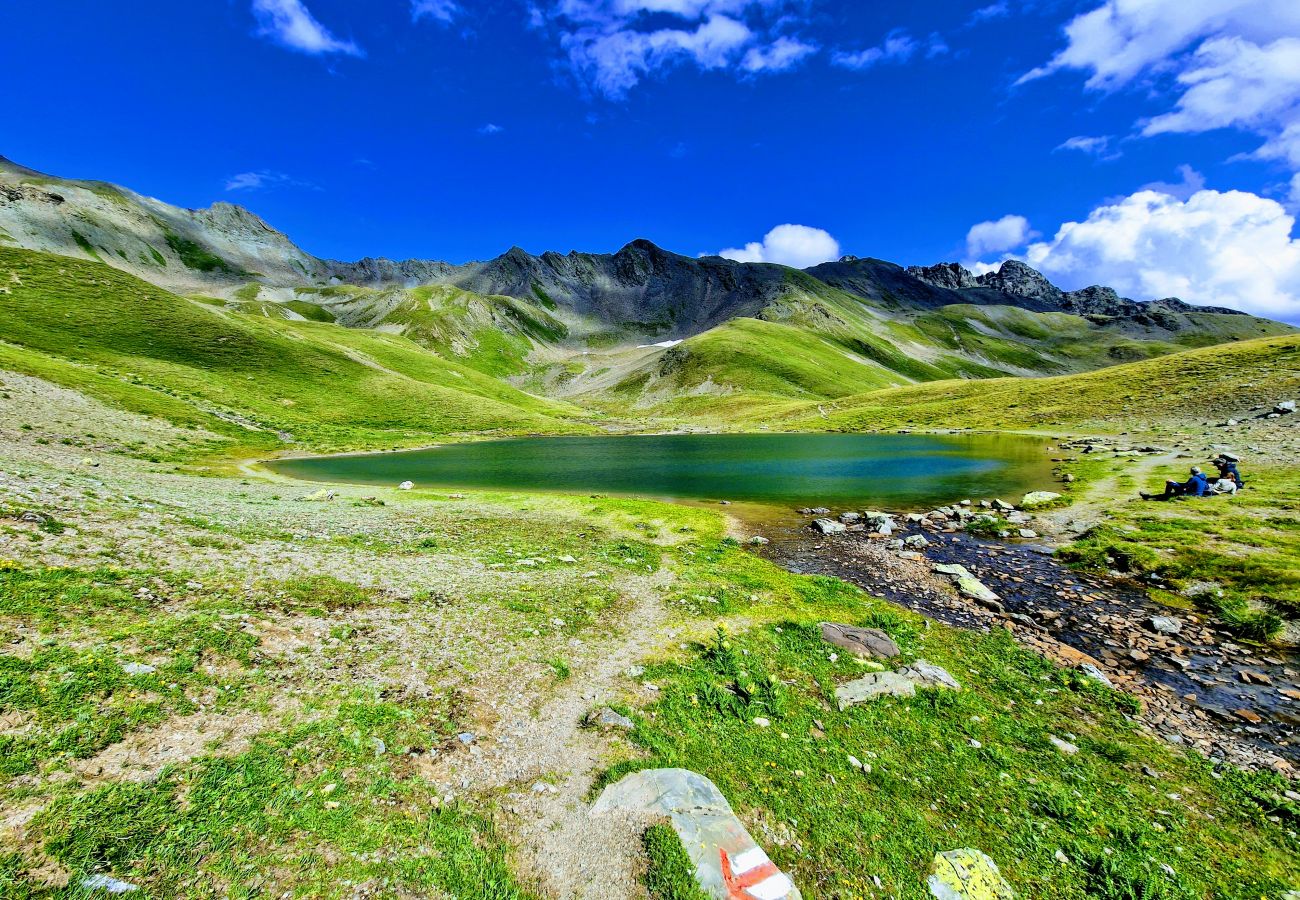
[1,155,1291,422]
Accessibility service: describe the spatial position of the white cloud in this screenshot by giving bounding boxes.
[1013,187,1300,320]
[224,170,314,192]
[965,214,1035,257]
[968,2,1009,25]
[1056,135,1119,159]
[412,0,461,23]
[478,123,505,135]
[250,0,363,56]
[536,1,814,98]
[1142,36,1300,139]
[832,29,916,70]
[713,224,841,269]
[1289,173,1300,211]
[1022,0,1300,174]
[741,36,818,73]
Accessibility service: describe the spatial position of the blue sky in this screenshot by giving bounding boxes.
[4,0,1300,319]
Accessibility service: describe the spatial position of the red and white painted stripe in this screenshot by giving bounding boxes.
[721,846,797,900]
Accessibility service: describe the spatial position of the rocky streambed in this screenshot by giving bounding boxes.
[758,502,1298,775]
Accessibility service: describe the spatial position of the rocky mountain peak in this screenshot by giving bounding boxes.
[905,262,979,290]
[975,259,1062,301]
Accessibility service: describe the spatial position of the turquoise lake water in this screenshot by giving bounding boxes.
[267,433,1055,510]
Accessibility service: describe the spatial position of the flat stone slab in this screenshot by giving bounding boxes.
[933,563,974,580]
[836,671,919,707]
[819,622,900,659]
[592,768,801,900]
[956,577,1000,603]
[836,659,960,708]
[928,848,1015,899]
[899,660,962,690]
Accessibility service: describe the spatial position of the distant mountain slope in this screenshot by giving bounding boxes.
[0,247,591,451]
[1,155,1292,419]
[782,333,1300,432]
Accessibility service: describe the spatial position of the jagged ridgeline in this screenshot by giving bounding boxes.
[1,155,1292,422]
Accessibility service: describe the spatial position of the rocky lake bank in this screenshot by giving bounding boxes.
[755,500,1299,776]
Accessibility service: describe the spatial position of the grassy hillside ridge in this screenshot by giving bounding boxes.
[789,333,1300,432]
[0,247,591,454]
[4,156,1293,420]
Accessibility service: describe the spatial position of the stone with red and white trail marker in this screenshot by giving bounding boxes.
[592,768,801,899]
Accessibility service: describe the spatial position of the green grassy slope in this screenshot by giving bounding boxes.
[788,334,1300,432]
[0,248,591,453]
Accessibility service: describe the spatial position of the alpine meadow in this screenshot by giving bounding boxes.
[2,2,1299,899]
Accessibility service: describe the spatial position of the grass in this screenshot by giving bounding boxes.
[788,333,1300,432]
[603,602,1298,899]
[1057,461,1300,639]
[642,823,710,900]
[0,247,592,456]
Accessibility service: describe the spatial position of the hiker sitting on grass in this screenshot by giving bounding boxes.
[1212,453,1243,488]
[1142,466,1209,501]
[1210,475,1239,495]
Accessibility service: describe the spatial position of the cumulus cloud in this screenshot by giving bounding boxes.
[1007,188,1300,321]
[965,214,1036,257]
[534,1,816,98]
[1022,0,1300,173]
[832,30,948,70]
[713,224,841,269]
[1139,164,1205,200]
[250,0,363,56]
[411,0,461,23]
[477,123,504,135]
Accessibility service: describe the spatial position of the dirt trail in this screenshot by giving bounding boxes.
[419,565,679,900]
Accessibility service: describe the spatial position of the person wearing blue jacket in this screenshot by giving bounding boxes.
[1141,467,1209,501]
[1212,454,1243,488]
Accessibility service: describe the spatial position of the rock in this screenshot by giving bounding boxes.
[81,457,100,467]
[933,563,974,579]
[992,499,1014,511]
[1077,663,1113,687]
[811,518,846,535]
[748,536,770,546]
[1274,400,1296,414]
[927,848,1015,900]
[1016,529,1038,539]
[819,622,901,659]
[1147,616,1182,636]
[899,659,962,690]
[457,732,475,745]
[1020,491,1061,509]
[810,507,830,515]
[903,534,930,549]
[1049,736,1079,755]
[836,671,920,707]
[592,769,801,899]
[81,876,138,894]
[956,577,1000,604]
[120,661,156,675]
[1239,670,1271,685]
[1234,708,1263,724]
[839,512,862,524]
[398,480,415,490]
[885,539,905,550]
[586,707,634,730]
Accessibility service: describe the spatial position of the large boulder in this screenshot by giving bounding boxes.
[592,769,801,899]
[1020,491,1061,509]
[811,518,846,535]
[819,622,900,659]
[956,577,1000,604]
